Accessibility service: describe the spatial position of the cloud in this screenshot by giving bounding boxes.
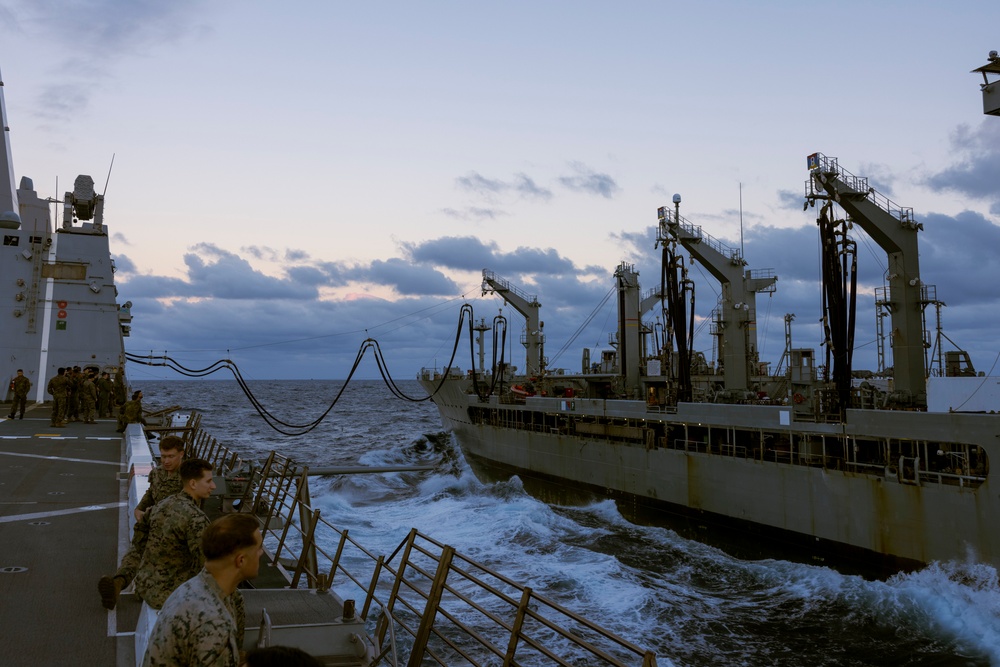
[855,161,897,197]
[8,0,205,121]
[403,236,580,276]
[242,245,278,261]
[557,162,620,199]
[441,206,505,220]
[123,243,318,300]
[454,171,553,202]
[285,265,329,287]
[119,209,1000,381]
[455,172,508,197]
[364,258,458,296]
[511,173,553,200]
[112,253,137,274]
[777,189,805,210]
[925,121,1000,213]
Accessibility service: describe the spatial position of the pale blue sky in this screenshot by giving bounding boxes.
[1,1,998,380]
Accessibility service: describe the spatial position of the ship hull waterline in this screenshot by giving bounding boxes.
[422,379,998,577]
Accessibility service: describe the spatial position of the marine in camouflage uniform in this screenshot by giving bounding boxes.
[81,373,98,423]
[113,369,127,414]
[8,370,30,419]
[96,372,113,418]
[46,368,69,427]
[66,366,81,422]
[118,390,145,432]
[98,466,185,608]
[134,490,210,609]
[142,569,243,667]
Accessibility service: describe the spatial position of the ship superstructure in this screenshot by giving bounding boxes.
[0,66,131,405]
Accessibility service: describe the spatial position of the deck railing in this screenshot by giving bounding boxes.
[182,412,658,667]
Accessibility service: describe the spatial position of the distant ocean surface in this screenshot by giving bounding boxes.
[139,379,1000,666]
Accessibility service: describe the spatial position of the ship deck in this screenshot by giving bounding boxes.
[0,406,354,666]
[0,406,127,666]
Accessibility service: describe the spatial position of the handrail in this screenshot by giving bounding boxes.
[482,269,540,306]
[807,153,916,225]
[659,207,743,263]
[180,412,659,667]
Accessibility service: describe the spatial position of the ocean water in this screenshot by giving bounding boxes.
[139,379,1000,666]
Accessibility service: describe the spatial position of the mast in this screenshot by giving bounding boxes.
[0,66,19,223]
[615,262,642,397]
[658,200,777,393]
[481,270,543,377]
[806,153,925,406]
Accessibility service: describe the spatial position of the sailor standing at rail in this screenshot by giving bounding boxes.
[133,459,215,609]
[97,435,186,610]
[142,514,261,667]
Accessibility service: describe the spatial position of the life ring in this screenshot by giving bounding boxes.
[793,393,805,404]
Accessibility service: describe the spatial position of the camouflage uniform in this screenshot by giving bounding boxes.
[81,376,98,423]
[9,374,30,419]
[113,371,127,413]
[66,369,80,421]
[118,398,145,432]
[46,373,70,426]
[97,375,113,417]
[134,491,209,609]
[114,468,184,584]
[142,569,242,667]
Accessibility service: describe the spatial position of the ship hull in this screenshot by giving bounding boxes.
[421,376,1000,574]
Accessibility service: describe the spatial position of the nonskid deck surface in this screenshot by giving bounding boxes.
[0,407,127,666]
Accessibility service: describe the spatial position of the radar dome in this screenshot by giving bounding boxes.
[0,210,21,229]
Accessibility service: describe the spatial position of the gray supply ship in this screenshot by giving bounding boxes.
[0,65,656,666]
[418,54,1000,576]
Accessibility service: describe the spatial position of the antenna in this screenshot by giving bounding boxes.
[103,153,115,196]
[739,182,745,257]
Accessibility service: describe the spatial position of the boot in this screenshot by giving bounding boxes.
[98,575,125,610]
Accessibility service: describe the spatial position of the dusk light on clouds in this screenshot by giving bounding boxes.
[1,1,999,380]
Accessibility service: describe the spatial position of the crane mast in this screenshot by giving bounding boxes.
[481,270,543,377]
[806,154,926,406]
[658,200,776,394]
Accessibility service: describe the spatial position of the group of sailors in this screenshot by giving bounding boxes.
[99,435,321,667]
[44,365,126,426]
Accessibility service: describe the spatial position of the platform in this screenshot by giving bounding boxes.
[0,406,128,666]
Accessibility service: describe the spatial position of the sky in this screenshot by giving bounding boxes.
[1,1,999,382]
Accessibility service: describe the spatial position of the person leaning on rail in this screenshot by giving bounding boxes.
[97,435,186,610]
[133,458,215,609]
[143,513,263,667]
[118,389,147,432]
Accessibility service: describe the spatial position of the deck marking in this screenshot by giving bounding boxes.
[0,451,122,466]
[0,501,124,523]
